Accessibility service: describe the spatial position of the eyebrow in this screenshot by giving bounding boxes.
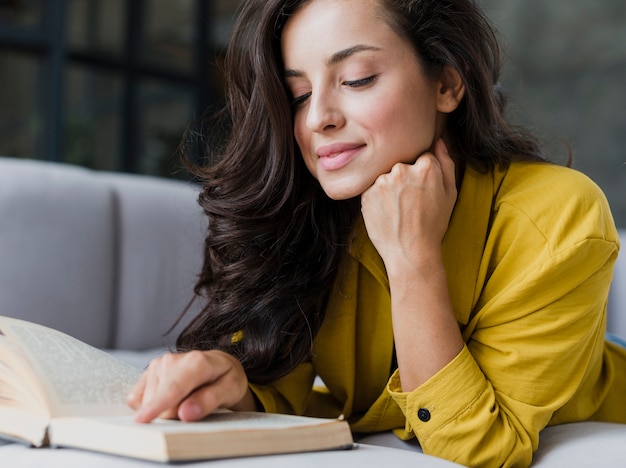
[284,44,382,78]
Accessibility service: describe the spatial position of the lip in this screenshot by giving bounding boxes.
[316,143,365,171]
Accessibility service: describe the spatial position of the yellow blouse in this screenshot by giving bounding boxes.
[249,161,625,467]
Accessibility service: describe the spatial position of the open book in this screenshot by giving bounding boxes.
[0,316,353,462]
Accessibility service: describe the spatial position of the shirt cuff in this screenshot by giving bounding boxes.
[387,345,488,443]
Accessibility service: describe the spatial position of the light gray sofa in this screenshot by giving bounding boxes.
[0,156,625,467]
[0,156,206,353]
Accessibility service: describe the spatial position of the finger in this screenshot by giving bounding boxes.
[433,139,456,193]
[178,386,220,422]
[134,351,233,423]
[146,357,181,421]
[140,357,163,405]
[133,353,193,423]
[177,361,248,422]
[156,407,181,420]
[412,153,441,187]
[126,371,148,410]
[134,386,185,423]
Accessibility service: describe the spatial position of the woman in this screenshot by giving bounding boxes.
[127,0,626,466]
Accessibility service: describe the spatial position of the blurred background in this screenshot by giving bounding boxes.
[0,0,624,227]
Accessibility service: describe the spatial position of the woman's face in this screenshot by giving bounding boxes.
[281,0,449,200]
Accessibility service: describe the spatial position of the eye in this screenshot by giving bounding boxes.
[291,92,311,107]
[343,75,377,88]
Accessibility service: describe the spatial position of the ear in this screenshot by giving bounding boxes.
[436,66,465,113]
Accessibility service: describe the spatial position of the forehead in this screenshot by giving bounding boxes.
[280,0,401,63]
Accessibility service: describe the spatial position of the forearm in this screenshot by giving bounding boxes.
[360,140,461,390]
[387,248,463,391]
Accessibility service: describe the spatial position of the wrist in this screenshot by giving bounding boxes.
[384,247,445,284]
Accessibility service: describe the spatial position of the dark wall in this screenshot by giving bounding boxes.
[482,0,626,227]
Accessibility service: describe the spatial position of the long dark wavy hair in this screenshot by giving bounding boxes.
[175,0,547,384]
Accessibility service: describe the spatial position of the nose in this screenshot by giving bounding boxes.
[305,91,345,133]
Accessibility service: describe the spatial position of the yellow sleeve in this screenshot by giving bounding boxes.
[248,361,316,415]
[388,230,618,467]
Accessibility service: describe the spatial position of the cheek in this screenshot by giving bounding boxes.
[361,102,403,142]
[360,92,405,131]
[384,91,437,136]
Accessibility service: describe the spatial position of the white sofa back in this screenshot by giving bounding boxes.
[0,157,206,350]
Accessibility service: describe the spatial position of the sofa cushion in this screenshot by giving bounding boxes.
[97,172,206,350]
[0,157,207,350]
[0,158,116,348]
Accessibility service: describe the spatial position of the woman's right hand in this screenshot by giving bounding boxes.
[127,349,256,423]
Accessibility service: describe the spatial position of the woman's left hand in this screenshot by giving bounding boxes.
[361,138,458,273]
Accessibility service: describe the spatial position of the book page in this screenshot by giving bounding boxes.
[0,317,141,418]
[0,334,49,414]
[54,411,341,434]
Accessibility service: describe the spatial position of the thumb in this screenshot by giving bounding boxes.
[434,139,456,192]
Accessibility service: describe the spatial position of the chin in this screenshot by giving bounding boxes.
[319,181,365,201]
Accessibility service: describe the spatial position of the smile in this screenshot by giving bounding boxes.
[316,143,365,171]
